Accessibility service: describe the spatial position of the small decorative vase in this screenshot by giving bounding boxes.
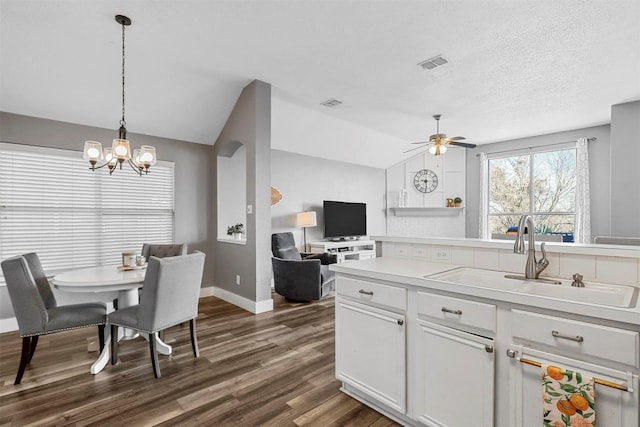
[454,202,461,207]
[233,233,243,240]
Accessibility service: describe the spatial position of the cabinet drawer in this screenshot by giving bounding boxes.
[511,309,639,367]
[337,277,406,311]
[417,291,496,334]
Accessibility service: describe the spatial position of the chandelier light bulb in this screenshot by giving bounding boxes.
[139,145,157,166]
[83,141,103,162]
[87,147,100,159]
[104,148,116,164]
[112,139,131,160]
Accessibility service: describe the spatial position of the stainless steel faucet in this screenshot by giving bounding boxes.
[513,215,549,279]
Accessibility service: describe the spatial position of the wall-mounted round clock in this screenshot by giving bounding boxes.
[413,169,438,193]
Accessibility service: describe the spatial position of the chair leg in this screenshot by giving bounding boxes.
[15,337,31,385]
[98,325,105,352]
[111,325,118,365]
[27,335,39,363]
[189,318,199,358]
[149,332,161,378]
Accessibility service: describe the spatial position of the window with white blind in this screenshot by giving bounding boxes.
[0,142,174,282]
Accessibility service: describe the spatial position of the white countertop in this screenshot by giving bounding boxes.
[331,257,640,326]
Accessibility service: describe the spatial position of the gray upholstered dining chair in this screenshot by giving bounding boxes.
[141,243,187,260]
[113,243,188,311]
[1,253,107,385]
[108,251,205,378]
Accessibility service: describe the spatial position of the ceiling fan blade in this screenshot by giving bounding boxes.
[446,136,466,141]
[410,141,430,145]
[448,141,477,148]
[403,145,429,154]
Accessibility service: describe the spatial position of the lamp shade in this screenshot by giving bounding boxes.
[112,138,131,160]
[296,211,317,228]
[139,145,157,166]
[83,141,103,162]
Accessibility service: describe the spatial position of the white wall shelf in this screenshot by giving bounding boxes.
[390,207,464,217]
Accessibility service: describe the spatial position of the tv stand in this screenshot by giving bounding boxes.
[308,240,376,263]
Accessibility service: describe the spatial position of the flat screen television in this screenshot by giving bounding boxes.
[323,200,367,240]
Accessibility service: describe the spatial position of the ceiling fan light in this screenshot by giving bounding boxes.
[428,143,447,156]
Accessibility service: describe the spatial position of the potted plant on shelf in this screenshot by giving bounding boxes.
[227,223,245,240]
[454,197,462,207]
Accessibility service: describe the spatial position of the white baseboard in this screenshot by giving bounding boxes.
[0,286,254,335]
[199,286,215,298]
[0,317,18,334]
[211,286,273,314]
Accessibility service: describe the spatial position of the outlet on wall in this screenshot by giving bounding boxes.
[413,247,428,258]
[236,274,240,285]
[434,248,450,261]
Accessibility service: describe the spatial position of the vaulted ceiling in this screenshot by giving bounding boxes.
[1,1,638,168]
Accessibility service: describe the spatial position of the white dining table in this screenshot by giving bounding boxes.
[52,265,172,374]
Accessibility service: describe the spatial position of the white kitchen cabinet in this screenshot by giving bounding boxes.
[509,309,639,426]
[335,299,406,413]
[413,320,495,427]
[332,258,639,426]
[508,346,639,426]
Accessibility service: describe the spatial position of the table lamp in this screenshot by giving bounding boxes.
[296,211,317,252]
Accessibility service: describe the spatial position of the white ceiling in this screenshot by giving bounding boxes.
[1,0,639,169]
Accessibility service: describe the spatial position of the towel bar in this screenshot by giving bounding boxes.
[506,350,629,392]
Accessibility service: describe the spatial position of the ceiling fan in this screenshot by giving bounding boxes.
[405,114,477,155]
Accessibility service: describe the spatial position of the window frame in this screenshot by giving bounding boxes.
[486,143,577,237]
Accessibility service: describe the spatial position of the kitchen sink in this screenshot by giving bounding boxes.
[427,267,638,308]
[518,281,637,308]
[427,267,528,291]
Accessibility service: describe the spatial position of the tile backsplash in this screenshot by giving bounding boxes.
[381,242,640,286]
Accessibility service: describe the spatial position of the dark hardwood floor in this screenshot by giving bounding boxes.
[0,293,400,426]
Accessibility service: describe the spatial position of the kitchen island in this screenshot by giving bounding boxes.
[331,252,639,427]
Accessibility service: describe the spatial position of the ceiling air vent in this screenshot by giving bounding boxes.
[320,98,343,107]
[418,55,448,70]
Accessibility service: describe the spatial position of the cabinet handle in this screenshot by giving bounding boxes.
[552,330,584,343]
[358,289,374,296]
[441,307,462,315]
[397,319,404,326]
[485,345,494,353]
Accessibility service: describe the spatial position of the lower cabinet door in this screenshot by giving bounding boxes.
[509,347,639,427]
[336,299,406,413]
[413,321,495,427]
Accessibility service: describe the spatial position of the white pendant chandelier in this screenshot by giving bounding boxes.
[83,15,156,176]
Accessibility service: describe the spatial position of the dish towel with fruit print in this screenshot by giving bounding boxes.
[542,364,596,427]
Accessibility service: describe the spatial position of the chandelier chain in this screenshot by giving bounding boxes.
[120,20,126,127]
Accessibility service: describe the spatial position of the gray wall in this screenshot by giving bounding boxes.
[465,124,612,239]
[213,80,272,305]
[610,100,640,238]
[271,150,386,247]
[0,111,214,320]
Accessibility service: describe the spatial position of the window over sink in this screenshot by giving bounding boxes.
[487,147,576,241]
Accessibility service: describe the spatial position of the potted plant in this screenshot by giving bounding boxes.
[454,197,462,207]
[227,223,245,240]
